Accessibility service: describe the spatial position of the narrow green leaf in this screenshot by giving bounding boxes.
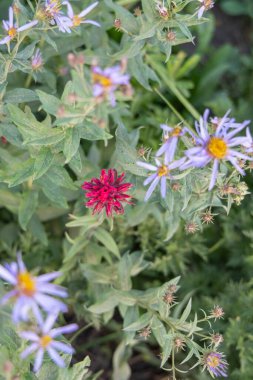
[18,191,38,230]
[33,147,54,180]
[94,228,120,258]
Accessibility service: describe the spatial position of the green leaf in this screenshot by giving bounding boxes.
[93,228,120,258]
[104,0,139,34]
[151,315,167,347]
[78,122,113,141]
[33,147,54,180]
[124,312,153,331]
[27,215,48,246]
[36,90,62,116]
[141,0,157,22]
[179,299,192,323]
[89,296,119,314]
[4,88,39,103]
[63,128,80,163]
[45,166,76,190]
[8,159,34,187]
[18,190,38,230]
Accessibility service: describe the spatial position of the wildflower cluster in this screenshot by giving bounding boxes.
[0,1,99,46]
[0,0,251,378]
[0,253,78,372]
[137,110,252,200]
[38,0,100,33]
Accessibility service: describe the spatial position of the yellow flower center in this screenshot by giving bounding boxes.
[170,126,182,137]
[92,73,112,88]
[17,272,36,296]
[40,335,52,348]
[204,0,213,9]
[8,27,17,38]
[207,355,220,368]
[158,165,169,177]
[207,137,227,159]
[73,15,82,27]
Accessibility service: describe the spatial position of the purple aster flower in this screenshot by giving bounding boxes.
[197,0,215,19]
[156,124,186,162]
[137,157,186,201]
[31,48,43,71]
[0,253,68,323]
[0,7,38,45]
[181,109,252,190]
[92,65,130,106]
[20,311,78,372]
[63,1,100,28]
[242,127,253,153]
[44,0,72,33]
[203,351,228,378]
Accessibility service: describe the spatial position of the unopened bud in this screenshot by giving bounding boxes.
[134,7,142,17]
[139,327,151,339]
[210,305,225,320]
[171,182,181,191]
[167,31,176,42]
[114,18,122,31]
[67,53,85,67]
[185,222,199,234]
[174,337,186,352]
[57,105,66,118]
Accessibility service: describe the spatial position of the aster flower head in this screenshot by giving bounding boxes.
[181,109,252,190]
[31,49,43,71]
[137,156,186,201]
[63,1,100,28]
[20,311,78,372]
[242,127,253,153]
[82,169,133,217]
[198,0,215,19]
[202,351,228,378]
[92,65,130,106]
[0,253,68,323]
[156,124,186,163]
[44,0,72,33]
[0,7,38,45]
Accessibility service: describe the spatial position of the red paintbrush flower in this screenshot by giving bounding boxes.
[82,169,133,217]
[1,136,7,144]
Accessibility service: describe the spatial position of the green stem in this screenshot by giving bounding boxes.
[172,347,176,380]
[117,0,138,5]
[154,87,195,134]
[69,322,93,343]
[147,56,201,120]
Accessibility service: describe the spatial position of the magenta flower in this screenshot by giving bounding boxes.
[203,351,228,378]
[92,65,130,106]
[44,0,72,33]
[63,1,100,28]
[20,312,78,372]
[181,109,252,190]
[137,157,186,201]
[197,0,215,19]
[0,7,38,45]
[0,253,68,323]
[31,48,43,71]
[82,169,133,217]
[156,124,186,162]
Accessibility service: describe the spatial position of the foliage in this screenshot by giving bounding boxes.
[0,0,253,379]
